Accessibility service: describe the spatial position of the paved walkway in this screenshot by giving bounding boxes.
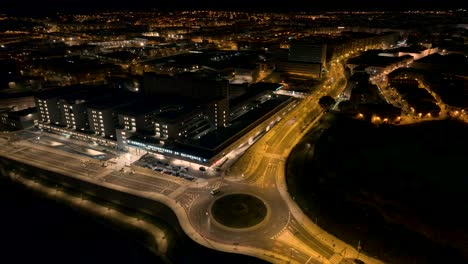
[0,58,393,264]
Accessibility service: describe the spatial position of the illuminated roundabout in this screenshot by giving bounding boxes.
[187,181,291,248]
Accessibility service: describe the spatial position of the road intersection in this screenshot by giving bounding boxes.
[0,59,384,264]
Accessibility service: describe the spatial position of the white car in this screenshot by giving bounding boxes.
[210,188,220,195]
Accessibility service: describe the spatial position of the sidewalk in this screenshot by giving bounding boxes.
[272,111,384,264]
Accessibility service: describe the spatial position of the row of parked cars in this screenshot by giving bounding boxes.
[139,155,195,181]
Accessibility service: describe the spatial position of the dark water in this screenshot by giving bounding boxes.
[0,176,270,264]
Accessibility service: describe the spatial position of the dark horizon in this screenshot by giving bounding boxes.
[2,0,467,16]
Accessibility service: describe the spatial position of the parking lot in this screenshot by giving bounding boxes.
[15,129,115,161]
[134,154,197,181]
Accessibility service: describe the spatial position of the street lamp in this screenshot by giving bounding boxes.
[54,185,60,196]
[289,248,293,263]
[356,240,362,260]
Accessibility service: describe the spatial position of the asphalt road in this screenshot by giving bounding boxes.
[0,57,382,264]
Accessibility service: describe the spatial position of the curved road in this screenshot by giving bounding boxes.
[172,61,383,264]
[0,59,384,264]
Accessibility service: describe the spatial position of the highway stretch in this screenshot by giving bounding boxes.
[0,60,384,264]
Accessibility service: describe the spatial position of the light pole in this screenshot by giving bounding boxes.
[54,185,62,200]
[356,240,362,260]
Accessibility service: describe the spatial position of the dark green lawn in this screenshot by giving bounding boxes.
[287,117,468,263]
[211,194,267,228]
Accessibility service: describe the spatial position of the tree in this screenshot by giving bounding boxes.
[319,96,336,110]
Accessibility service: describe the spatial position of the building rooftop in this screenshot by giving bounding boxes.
[155,104,201,122]
[411,53,468,77]
[199,95,291,150]
[117,96,201,120]
[145,50,261,71]
[86,90,136,110]
[128,95,292,163]
[1,107,36,117]
[117,100,164,116]
[34,56,121,75]
[35,85,88,100]
[416,53,468,65]
[394,45,429,53]
[347,53,412,67]
[100,51,140,62]
[230,82,282,109]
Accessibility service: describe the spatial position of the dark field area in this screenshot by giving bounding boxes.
[211,194,267,228]
[287,117,468,263]
[0,176,271,264]
[0,176,165,264]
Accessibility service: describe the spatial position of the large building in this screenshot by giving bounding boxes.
[36,95,63,125]
[35,86,90,126]
[32,80,293,166]
[87,97,133,139]
[117,104,159,135]
[288,41,327,65]
[116,101,211,139]
[346,52,414,76]
[277,41,327,78]
[35,86,136,141]
[204,98,230,129]
[142,72,231,130]
[0,107,37,131]
[153,105,210,140]
[59,98,89,131]
[275,40,327,78]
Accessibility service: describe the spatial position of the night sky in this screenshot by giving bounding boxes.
[1,0,467,14]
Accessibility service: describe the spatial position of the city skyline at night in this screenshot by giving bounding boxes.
[0,3,467,264]
[2,0,467,13]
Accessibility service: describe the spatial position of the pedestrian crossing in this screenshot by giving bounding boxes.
[329,253,344,264]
